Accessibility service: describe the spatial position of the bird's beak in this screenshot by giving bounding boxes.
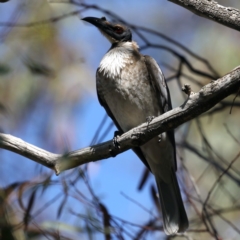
[82,17,109,31]
[82,16,117,43]
[82,16,130,43]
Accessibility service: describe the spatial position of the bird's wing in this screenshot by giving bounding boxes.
[144,56,177,170]
[96,69,151,171]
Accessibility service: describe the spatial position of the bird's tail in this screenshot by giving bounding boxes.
[156,169,188,235]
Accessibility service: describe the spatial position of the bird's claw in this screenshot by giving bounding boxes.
[182,84,193,96]
[109,130,121,157]
[146,116,155,124]
[113,130,121,146]
[146,116,155,130]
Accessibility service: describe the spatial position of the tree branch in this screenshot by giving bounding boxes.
[168,0,240,32]
[0,66,239,175]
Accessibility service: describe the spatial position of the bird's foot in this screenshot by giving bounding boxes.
[146,116,155,124]
[182,84,194,96]
[158,134,162,142]
[109,130,121,157]
[146,116,155,130]
[113,130,121,148]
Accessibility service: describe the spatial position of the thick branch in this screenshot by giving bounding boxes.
[168,0,240,32]
[0,66,240,175]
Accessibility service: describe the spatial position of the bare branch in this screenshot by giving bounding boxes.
[0,134,58,168]
[169,0,240,32]
[0,10,82,27]
[0,66,239,175]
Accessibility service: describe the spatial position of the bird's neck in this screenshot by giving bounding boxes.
[111,41,139,51]
[99,41,140,78]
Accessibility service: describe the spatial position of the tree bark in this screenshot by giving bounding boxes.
[0,66,240,175]
[168,0,240,32]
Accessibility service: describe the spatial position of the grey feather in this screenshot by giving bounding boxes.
[82,17,188,234]
[96,41,188,235]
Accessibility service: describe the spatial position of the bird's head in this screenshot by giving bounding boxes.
[82,16,132,43]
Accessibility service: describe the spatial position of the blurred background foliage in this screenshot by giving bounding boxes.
[0,0,240,239]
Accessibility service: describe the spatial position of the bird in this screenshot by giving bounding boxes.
[82,16,189,235]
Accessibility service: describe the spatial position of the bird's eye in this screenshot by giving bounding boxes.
[114,26,123,34]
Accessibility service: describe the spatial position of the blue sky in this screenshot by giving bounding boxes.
[1,0,240,239]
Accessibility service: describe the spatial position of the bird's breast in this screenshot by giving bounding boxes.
[97,52,160,132]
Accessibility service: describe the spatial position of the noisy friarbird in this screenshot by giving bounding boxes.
[82,16,188,235]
